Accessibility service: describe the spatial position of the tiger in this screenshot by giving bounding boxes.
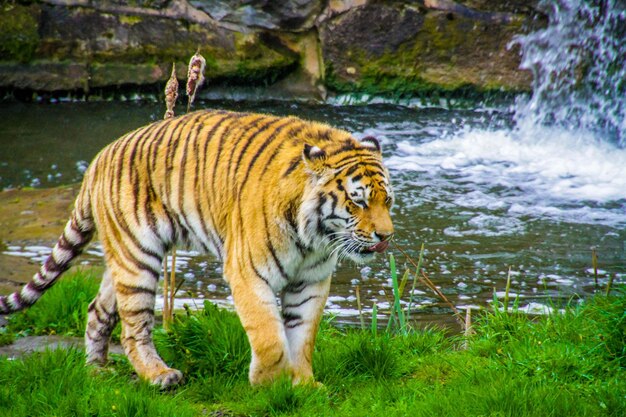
[0,109,394,388]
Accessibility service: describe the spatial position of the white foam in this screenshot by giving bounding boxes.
[385,125,626,226]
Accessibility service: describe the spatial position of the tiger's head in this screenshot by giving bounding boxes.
[299,136,394,264]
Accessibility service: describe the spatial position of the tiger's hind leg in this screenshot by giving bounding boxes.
[109,261,183,389]
[281,277,331,385]
[85,269,119,365]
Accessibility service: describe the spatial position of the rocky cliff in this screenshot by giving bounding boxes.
[0,0,543,101]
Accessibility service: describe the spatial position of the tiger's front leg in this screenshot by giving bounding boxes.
[281,277,331,385]
[226,260,291,385]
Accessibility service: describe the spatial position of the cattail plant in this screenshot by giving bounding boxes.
[162,63,178,328]
[186,50,206,112]
[163,63,178,120]
[162,51,207,329]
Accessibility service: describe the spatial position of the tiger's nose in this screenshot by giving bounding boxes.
[374,232,394,242]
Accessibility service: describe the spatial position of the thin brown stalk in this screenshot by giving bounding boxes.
[168,250,177,322]
[393,241,465,327]
[162,256,170,330]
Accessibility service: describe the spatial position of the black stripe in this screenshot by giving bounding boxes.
[283,155,302,177]
[116,283,156,296]
[262,202,289,282]
[107,134,163,264]
[284,202,298,230]
[260,125,306,177]
[344,163,362,177]
[192,112,236,252]
[328,191,338,212]
[210,113,248,194]
[227,115,277,182]
[120,307,154,316]
[249,253,271,286]
[332,153,379,170]
[306,255,331,271]
[284,281,306,294]
[283,295,319,309]
[318,129,333,141]
[174,117,209,251]
[282,311,302,323]
[271,351,285,367]
[237,119,296,194]
[149,119,179,172]
[164,113,195,200]
[23,281,43,296]
[286,321,304,329]
[191,113,225,254]
[43,256,67,274]
[101,209,160,275]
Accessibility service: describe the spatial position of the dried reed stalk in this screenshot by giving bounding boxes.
[186,50,206,112]
[168,250,177,322]
[163,63,178,120]
[162,256,170,330]
[392,241,465,328]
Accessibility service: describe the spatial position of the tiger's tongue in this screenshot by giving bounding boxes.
[368,241,389,253]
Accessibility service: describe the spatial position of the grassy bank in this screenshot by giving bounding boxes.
[0,270,624,416]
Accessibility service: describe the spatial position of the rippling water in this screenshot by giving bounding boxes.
[1,99,624,328]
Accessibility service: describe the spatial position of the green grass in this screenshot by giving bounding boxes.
[1,270,624,416]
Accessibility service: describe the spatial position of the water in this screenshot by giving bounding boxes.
[1,0,625,328]
[1,100,623,327]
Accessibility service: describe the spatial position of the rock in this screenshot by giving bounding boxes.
[0,3,296,92]
[0,61,89,91]
[320,2,535,95]
[37,4,231,63]
[456,0,540,15]
[272,30,326,99]
[190,0,324,31]
[0,3,40,63]
[0,0,543,98]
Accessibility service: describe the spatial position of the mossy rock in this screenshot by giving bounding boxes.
[0,3,40,63]
[320,3,534,96]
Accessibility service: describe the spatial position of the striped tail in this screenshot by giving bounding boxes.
[0,188,94,314]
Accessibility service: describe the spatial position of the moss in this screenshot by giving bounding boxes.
[325,12,530,97]
[0,4,40,63]
[119,15,143,25]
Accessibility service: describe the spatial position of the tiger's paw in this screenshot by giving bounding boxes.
[152,368,183,389]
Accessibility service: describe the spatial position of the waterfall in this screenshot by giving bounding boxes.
[512,0,626,146]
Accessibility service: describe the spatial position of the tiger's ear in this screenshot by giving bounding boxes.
[302,144,327,174]
[360,136,382,153]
